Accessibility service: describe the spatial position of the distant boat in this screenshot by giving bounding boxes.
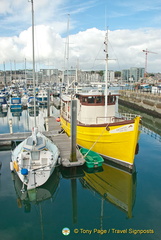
[27,96,39,108]
[10,97,22,110]
[37,90,48,105]
[80,148,104,168]
[21,93,29,107]
[0,96,8,110]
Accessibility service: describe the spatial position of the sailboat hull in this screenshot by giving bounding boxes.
[60,116,141,168]
[17,167,55,190]
[11,131,60,190]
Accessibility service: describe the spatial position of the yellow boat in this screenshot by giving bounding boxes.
[80,163,136,218]
[60,91,141,169]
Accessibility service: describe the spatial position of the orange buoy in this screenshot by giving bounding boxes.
[56,117,60,122]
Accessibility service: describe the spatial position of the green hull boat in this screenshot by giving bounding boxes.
[80,148,104,168]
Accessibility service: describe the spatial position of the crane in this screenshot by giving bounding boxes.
[142,49,157,77]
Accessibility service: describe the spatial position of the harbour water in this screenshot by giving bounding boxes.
[0,105,161,239]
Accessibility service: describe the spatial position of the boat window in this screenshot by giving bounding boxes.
[87,96,95,103]
[82,97,87,103]
[96,96,102,103]
[26,137,33,146]
[62,103,65,112]
[31,151,40,160]
[0,99,4,103]
[75,94,79,99]
[37,137,44,146]
[12,99,20,104]
[108,96,116,104]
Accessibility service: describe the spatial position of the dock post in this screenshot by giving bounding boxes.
[47,88,50,117]
[70,100,77,162]
[9,119,13,134]
[45,118,49,131]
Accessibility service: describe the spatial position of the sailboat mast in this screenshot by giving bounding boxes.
[104,30,108,119]
[31,0,36,127]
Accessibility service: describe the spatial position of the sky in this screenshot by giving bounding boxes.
[0,0,161,73]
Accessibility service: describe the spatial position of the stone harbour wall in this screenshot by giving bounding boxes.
[119,90,161,118]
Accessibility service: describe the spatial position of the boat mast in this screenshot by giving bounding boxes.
[30,0,36,127]
[66,14,70,93]
[104,29,108,119]
[24,58,27,90]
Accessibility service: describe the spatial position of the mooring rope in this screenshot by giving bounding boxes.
[83,124,110,158]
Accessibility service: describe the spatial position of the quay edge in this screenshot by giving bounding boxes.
[119,90,161,118]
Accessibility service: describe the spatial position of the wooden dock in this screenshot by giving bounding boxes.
[0,116,61,142]
[0,116,84,167]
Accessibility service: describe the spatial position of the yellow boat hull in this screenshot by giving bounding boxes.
[60,116,141,168]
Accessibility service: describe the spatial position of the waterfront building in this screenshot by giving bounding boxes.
[122,68,144,83]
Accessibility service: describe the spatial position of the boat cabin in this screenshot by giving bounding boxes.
[0,96,7,109]
[61,92,119,124]
[10,97,22,110]
[75,93,117,106]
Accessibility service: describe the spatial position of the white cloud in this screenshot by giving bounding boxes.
[1,0,161,74]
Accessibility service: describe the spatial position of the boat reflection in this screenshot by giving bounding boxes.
[28,108,39,117]
[11,108,22,117]
[0,108,7,117]
[11,167,60,212]
[80,162,136,218]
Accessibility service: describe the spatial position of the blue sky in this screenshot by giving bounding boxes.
[0,0,161,72]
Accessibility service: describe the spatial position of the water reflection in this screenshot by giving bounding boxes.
[0,106,59,134]
[11,167,60,213]
[80,163,136,219]
[28,108,39,117]
[11,108,22,117]
[0,108,7,117]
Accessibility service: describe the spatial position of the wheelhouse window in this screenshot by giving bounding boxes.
[87,96,95,103]
[79,95,104,105]
[108,95,116,104]
[96,96,102,103]
[82,97,87,103]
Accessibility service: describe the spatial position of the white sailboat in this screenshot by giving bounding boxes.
[10,0,60,191]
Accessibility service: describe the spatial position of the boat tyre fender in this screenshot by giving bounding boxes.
[135,143,139,155]
[13,161,19,172]
[10,161,14,172]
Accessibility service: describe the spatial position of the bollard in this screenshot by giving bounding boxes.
[9,119,13,134]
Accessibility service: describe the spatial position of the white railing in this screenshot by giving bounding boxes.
[118,112,139,120]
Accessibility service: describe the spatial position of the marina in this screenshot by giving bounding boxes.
[0,103,161,239]
[0,0,161,239]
